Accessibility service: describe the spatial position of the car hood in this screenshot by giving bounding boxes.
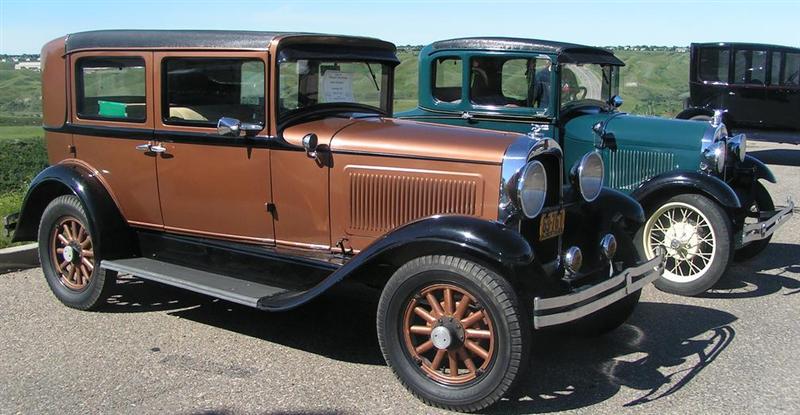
[329,117,523,165]
[564,112,711,152]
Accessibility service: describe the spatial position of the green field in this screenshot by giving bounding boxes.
[0,49,690,248]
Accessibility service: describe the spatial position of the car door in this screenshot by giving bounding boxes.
[765,50,800,130]
[728,48,769,127]
[153,51,274,244]
[69,51,162,228]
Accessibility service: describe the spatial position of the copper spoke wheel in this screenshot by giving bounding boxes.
[402,283,496,385]
[50,216,94,291]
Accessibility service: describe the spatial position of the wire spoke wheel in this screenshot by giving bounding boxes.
[644,202,716,283]
[50,216,94,291]
[402,283,496,385]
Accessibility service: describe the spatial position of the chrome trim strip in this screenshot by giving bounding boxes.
[741,198,794,245]
[532,248,666,329]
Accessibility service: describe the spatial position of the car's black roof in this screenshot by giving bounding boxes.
[426,37,624,65]
[64,30,395,53]
[692,42,800,53]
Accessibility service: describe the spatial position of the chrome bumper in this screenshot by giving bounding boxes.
[741,197,794,246]
[532,248,666,329]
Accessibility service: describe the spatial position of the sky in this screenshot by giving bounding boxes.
[1,0,799,54]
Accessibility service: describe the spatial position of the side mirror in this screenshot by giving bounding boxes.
[302,133,318,159]
[217,117,263,137]
[609,95,623,108]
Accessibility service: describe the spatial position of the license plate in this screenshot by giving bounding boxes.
[539,209,565,240]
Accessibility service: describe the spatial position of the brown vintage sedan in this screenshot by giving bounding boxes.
[5,30,664,412]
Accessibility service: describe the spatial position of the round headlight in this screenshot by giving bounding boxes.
[703,140,727,172]
[728,134,747,162]
[516,160,547,218]
[572,152,604,202]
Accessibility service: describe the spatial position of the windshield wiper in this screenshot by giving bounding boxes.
[365,63,380,91]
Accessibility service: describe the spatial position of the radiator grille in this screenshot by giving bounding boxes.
[348,169,481,233]
[605,150,676,191]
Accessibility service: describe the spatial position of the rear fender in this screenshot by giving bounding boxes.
[13,163,136,259]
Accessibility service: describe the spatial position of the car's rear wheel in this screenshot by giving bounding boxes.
[377,255,530,412]
[637,194,732,296]
[734,182,775,261]
[38,195,116,310]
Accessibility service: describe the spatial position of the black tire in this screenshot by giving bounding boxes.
[376,255,530,412]
[690,114,712,122]
[734,182,775,261]
[38,195,116,310]
[636,193,733,296]
[560,290,641,336]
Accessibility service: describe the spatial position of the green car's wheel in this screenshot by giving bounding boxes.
[637,194,733,296]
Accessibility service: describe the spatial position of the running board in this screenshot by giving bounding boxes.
[101,257,295,309]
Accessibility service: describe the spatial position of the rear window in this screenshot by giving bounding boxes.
[162,58,265,127]
[76,57,146,122]
[697,47,730,83]
[432,57,463,104]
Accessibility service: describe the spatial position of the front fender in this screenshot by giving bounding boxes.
[13,163,135,258]
[740,154,777,183]
[262,215,533,311]
[631,170,742,210]
[586,187,645,225]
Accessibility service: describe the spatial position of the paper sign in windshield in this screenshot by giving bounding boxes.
[321,71,354,103]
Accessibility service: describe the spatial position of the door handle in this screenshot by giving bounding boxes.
[150,145,167,153]
[135,143,151,152]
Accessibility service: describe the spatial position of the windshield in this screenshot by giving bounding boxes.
[559,63,620,109]
[278,58,391,119]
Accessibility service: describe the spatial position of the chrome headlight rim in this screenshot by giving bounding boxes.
[728,133,747,162]
[515,160,547,219]
[572,151,605,203]
[703,140,727,172]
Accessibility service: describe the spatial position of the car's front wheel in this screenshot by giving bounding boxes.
[377,255,530,412]
[637,194,733,296]
[38,195,116,310]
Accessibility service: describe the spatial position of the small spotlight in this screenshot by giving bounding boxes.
[600,234,617,259]
[564,246,583,273]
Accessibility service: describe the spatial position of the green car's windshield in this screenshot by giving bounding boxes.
[559,63,620,110]
[278,59,391,118]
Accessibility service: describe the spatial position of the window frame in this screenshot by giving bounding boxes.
[466,53,554,117]
[74,56,148,123]
[160,56,267,129]
[733,48,769,85]
[697,46,731,85]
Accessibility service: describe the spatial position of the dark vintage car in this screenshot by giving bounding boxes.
[3,30,664,412]
[678,42,800,141]
[398,37,794,297]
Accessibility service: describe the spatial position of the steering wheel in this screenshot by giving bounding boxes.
[576,87,588,100]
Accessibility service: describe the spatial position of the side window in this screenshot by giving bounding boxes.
[432,57,463,103]
[733,49,767,85]
[698,47,729,83]
[163,58,265,127]
[785,53,800,86]
[76,57,146,122]
[501,59,529,100]
[770,51,782,85]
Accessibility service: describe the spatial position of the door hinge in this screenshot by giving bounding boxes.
[265,202,277,219]
[336,238,353,256]
[68,144,76,156]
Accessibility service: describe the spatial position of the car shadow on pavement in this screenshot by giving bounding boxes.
[491,302,737,414]
[702,242,800,299]
[749,149,800,167]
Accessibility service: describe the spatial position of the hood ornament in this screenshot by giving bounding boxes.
[711,109,727,127]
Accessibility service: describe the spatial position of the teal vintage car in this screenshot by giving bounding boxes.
[398,37,794,296]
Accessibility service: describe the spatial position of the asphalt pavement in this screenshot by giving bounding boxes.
[1,141,798,415]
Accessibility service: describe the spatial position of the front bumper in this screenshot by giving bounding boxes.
[532,248,666,329]
[741,197,794,246]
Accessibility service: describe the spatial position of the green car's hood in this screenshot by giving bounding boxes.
[564,112,711,152]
